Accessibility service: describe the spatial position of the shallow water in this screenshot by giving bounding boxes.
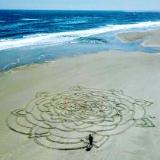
[0,10,160,71]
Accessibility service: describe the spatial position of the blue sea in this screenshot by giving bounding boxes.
[0,10,160,71]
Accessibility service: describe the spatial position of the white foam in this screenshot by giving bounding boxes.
[0,21,160,51]
[59,20,87,25]
[21,18,40,21]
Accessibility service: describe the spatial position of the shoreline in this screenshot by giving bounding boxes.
[1,46,160,75]
[1,26,160,72]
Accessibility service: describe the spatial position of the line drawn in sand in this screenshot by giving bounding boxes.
[7,86,155,150]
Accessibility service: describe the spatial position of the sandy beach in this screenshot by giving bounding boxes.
[117,29,160,48]
[0,49,160,160]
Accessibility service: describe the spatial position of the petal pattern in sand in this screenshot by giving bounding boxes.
[7,86,155,150]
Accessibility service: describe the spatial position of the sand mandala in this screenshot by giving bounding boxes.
[7,86,155,150]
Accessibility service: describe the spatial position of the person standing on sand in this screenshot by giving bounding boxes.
[86,134,93,151]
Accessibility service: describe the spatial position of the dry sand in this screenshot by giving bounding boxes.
[0,51,160,160]
[117,29,160,48]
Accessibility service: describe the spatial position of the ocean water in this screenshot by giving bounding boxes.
[0,10,160,71]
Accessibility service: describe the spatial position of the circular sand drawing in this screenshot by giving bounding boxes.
[7,86,155,150]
